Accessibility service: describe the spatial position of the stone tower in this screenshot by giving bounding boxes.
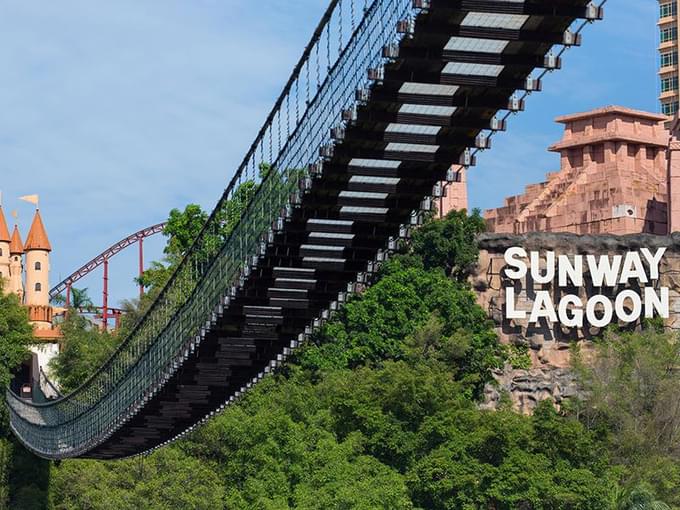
[485,106,669,235]
[9,225,24,301]
[24,210,52,329]
[0,207,10,290]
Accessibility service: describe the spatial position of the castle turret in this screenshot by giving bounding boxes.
[24,211,52,328]
[0,207,10,291]
[9,225,24,300]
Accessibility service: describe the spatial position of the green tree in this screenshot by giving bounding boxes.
[43,206,680,510]
[52,287,94,310]
[163,204,210,262]
[573,329,680,507]
[614,485,671,510]
[52,448,225,510]
[70,287,94,310]
[407,401,614,509]
[409,208,486,280]
[299,255,503,397]
[49,314,118,394]
[0,282,33,390]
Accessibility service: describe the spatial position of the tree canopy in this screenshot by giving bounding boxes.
[2,210,679,508]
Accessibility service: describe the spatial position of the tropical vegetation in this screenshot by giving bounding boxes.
[0,209,678,508]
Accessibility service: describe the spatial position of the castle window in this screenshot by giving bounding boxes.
[0,248,2,257]
[35,283,41,292]
[568,148,583,168]
[592,144,605,164]
[35,261,41,271]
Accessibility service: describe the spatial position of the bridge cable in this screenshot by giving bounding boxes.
[469,0,609,162]
[351,0,355,33]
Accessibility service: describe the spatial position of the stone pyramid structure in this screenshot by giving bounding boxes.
[485,106,670,235]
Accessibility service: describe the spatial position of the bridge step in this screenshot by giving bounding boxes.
[269,297,310,309]
[299,244,346,258]
[306,232,355,247]
[301,257,347,271]
[243,306,284,316]
[339,206,388,222]
[244,316,284,327]
[272,266,316,279]
[336,191,389,208]
[267,288,309,299]
[305,218,354,234]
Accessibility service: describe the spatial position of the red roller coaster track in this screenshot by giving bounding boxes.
[49,223,166,328]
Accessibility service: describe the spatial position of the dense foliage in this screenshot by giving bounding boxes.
[0,284,33,394]
[573,328,680,508]
[3,211,680,508]
[0,282,35,510]
[48,314,117,394]
[299,255,503,399]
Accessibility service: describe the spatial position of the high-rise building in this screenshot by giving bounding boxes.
[659,1,680,117]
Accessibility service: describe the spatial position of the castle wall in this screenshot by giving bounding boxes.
[0,241,9,291]
[485,107,670,236]
[25,250,50,308]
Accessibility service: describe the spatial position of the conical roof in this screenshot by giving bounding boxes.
[24,210,51,252]
[0,207,9,243]
[10,225,23,254]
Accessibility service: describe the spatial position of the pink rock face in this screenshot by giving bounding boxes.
[667,118,680,233]
[436,166,468,217]
[485,106,670,236]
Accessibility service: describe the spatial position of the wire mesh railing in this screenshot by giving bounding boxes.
[7,0,415,458]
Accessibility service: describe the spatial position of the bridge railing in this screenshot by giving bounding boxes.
[8,0,415,458]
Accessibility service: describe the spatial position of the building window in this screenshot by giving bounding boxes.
[35,283,41,292]
[661,2,677,18]
[661,50,678,68]
[662,101,679,115]
[592,144,605,164]
[568,148,583,168]
[35,261,41,271]
[661,74,679,92]
[0,248,2,257]
[661,26,678,43]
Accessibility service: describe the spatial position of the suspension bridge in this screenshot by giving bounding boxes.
[7,0,604,460]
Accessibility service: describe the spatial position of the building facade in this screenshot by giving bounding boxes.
[660,0,680,117]
[0,207,61,398]
[485,106,670,235]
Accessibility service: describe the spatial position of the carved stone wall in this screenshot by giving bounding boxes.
[472,232,680,412]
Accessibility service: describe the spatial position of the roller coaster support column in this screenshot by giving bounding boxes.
[102,260,109,331]
[65,284,71,308]
[139,238,144,299]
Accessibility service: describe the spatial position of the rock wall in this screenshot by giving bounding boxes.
[472,232,680,412]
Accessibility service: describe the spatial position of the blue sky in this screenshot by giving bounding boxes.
[0,0,658,308]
